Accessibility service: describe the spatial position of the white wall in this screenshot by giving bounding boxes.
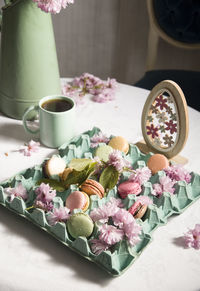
[52,0,200,84]
[1,0,199,84]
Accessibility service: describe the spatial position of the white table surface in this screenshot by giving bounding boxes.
[0,80,200,291]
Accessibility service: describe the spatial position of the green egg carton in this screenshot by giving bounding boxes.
[0,127,200,276]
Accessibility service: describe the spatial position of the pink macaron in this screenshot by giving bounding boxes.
[118,181,142,199]
[65,191,89,212]
[128,201,147,219]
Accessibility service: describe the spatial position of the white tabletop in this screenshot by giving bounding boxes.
[0,81,200,291]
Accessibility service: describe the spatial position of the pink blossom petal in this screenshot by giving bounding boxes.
[99,224,124,245]
[164,164,191,183]
[108,150,131,172]
[34,200,54,212]
[33,0,74,14]
[19,140,40,156]
[129,167,151,185]
[112,208,134,228]
[90,239,110,255]
[136,196,153,206]
[89,207,109,223]
[47,207,70,226]
[152,176,175,197]
[184,224,200,249]
[124,220,142,246]
[4,183,28,202]
[90,132,110,148]
[35,183,56,203]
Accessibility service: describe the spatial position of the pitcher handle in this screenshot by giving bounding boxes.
[23,105,40,135]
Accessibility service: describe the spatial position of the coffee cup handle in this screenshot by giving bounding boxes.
[23,105,40,134]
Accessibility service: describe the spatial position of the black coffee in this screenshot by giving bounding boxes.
[42,98,73,112]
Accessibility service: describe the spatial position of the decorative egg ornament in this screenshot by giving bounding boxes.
[141,80,189,159]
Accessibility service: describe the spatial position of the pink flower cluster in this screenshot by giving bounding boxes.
[107,150,132,172]
[152,176,175,197]
[33,0,74,14]
[90,132,110,148]
[152,164,191,198]
[4,183,28,202]
[164,164,191,183]
[184,224,200,249]
[129,167,151,185]
[63,73,118,104]
[90,198,142,255]
[135,196,153,206]
[47,206,70,226]
[34,183,56,212]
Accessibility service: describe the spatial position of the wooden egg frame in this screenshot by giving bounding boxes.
[141,80,189,159]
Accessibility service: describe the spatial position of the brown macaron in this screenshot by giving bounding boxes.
[80,179,104,199]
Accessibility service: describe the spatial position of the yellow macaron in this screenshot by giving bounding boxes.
[108,136,129,154]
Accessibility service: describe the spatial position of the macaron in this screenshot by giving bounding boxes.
[44,156,66,177]
[118,181,142,199]
[108,136,129,154]
[95,145,113,162]
[65,191,90,212]
[128,201,148,219]
[80,179,104,199]
[147,154,169,175]
[67,213,94,239]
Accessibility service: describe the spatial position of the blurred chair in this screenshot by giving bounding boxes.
[135,0,200,111]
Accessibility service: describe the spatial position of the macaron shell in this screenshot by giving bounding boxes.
[82,192,90,212]
[65,191,89,212]
[147,154,169,175]
[95,145,113,162]
[45,156,66,177]
[108,136,129,154]
[67,213,94,238]
[118,181,142,199]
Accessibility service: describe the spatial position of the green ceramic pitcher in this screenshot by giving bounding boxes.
[0,0,62,120]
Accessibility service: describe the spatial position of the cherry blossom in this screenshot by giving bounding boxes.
[19,140,40,156]
[90,132,110,148]
[128,167,151,185]
[33,0,74,14]
[152,176,175,197]
[89,198,142,254]
[4,183,28,202]
[47,207,70,226]
[107,150,132,172]
[164,164,191,183]
[184,224,200,249]
[90,239,110,255]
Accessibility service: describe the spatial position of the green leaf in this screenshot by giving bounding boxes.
[99,165,119,192]
[63,162,97,188]
[36,179,65,192]
[69,158,94,171]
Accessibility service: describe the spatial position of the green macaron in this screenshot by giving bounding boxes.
[95,145,113,162]
[67,213,94,239]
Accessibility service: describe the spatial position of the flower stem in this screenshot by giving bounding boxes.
[25,205,35,211]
